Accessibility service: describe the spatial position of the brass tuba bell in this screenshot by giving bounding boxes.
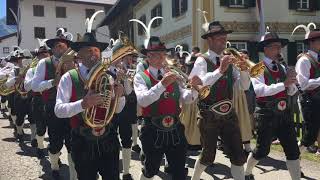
[223,48,265,78]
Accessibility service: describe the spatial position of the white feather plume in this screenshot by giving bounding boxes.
[108,38,115,49]
[9,8,18,25]
[226,41,232,48]
[129,16,163,48]
[265,26,270,33]
[175,45,191,59]
[57,27,65,35]
[85,18,89,27]
[197,9,209,31]
[291,22,317,39]
[64,32,73,41]
[37,38,48,47]
[87,10,104,33]
[307,22,317,31]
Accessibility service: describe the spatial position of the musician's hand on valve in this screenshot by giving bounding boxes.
[189,76,203,88]
[114,84,124,97]
[81,90,104,109]
[219,55,233,74]
[161,72,178,87]
[284,73,297,87]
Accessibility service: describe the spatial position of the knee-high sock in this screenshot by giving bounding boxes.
[191,158,207,180]
[36,135,45,149]
[30,124,36,140]
[139,172,153,180]
[16,124,23,135]
[122,148,131,175]
[286,159,301,180]
[67,153,78,180]
[245,153,259,175]
[1,102,6,110]
[8,108,11,116]
[243,142,252,152]
[231,164,245,180]
[11,115,16,125]
[132,124,138,146]
[49,152,60,170]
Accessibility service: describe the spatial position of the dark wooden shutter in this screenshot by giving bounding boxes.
[309,0,317,11]
[181,0,188,14]
[289,0,297,10]
[248,41,259,63]
[172,0,179,17]
[287,42,298,66]
[220,0,230,7]
[244,0,256,8]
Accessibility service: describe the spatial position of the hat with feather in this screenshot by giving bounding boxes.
[129,16,170,55]
[198,9,232,39]
[257,26,289,52]
[46,28,73,48]
[8,46,32,62]
[71,10,109,52]
[291,22,320,43]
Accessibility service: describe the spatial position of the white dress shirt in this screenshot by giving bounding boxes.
[251,56,297,97]
[31,56,59,92]
[189,50,250,90]
[136,61,147,73]
[295,50,320,91]
[134,65,198,108]
[55,63,126,118]
[24,68,34,92]
[5,66,19,88]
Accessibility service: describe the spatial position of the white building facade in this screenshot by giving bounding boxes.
[7,0,114,50]
[0,34,17,58]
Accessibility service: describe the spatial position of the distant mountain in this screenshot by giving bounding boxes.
[0,17,17,38]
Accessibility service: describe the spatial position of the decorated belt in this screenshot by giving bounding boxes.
[149,115,179,131]
[78,125,111,141]
[257,99,288,112]
[199,100,233,116]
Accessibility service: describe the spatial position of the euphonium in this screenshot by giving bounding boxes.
[56,48,77,78]
[223,48,265,78]
[165,58,210,100]
[82,57,120,136]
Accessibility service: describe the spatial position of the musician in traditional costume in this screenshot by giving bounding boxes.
[245,31,300,180]
[55,11,125,180]
[190,21,250,180]
[24,40,51,157]
[107,36,138,180]
[293,24,320,156]
[0,57,10,118]
[133,34,200,179]
[31,28,73,179]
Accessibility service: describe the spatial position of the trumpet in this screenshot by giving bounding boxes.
[164,58,210,100]
[223,48,265,78]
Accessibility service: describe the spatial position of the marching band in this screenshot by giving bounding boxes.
[1,10,320,180]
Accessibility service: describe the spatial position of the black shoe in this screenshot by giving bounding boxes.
[52,170,60,180]
[1,110,7,118]
[184,167,188,177]
[58,158,62,167]
[301,171,305,178]
[245,174,255,180]
[244,150,251,158]
[123,173,133,180]
[37,149,45,159]
[16,133,24,143]
[31,139,38,148]
[132,144,141,153]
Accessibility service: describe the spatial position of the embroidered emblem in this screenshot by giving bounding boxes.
[277,100,287,111]
[162,116,174,128]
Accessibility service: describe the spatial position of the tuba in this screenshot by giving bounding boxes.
[165,58,210,100]
[82,36,138,136]
[223,48,265,78]
[82,57,120,136]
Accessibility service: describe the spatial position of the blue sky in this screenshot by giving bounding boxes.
[0,0,6,18]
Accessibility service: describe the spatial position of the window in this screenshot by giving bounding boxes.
[296,42,308,54]
[230,42,247,50]
[3,47,10,54]
[297,0,309,10]
[56,6,66,18]
[33,5,44,17]
[86,9,95,18]
[151,4,162,28]
[172,0,188,18]
[34,27,46,39]
[229,0,245,7]
[138,15,146,35]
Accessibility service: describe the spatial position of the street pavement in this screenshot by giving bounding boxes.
[0,113,319,180]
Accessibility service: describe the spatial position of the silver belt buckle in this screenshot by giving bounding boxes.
[210,100,233,116]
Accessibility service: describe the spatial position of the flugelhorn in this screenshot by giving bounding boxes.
[164,58,210,100]
[56,48,77,77]
[223,48,265,78]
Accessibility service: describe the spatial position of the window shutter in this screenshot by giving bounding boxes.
[287,42,298,66]
[246,0,256,7]
[317,0,320,10]
[288,0,297,10]
[309,0,316,11]
[172,0,178,17]
[182,0,188,14]
[220,0,230,7]
[248,41,259,63]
